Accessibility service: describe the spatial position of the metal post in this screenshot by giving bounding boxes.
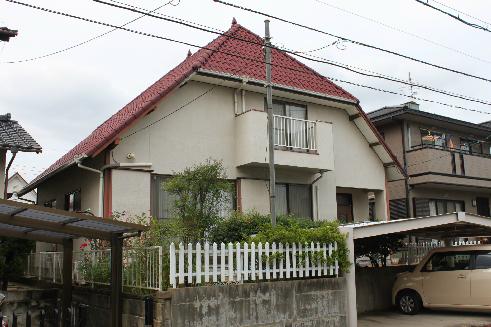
[61,239,73,327]
[264,19,277,227]
[111,235,123,327]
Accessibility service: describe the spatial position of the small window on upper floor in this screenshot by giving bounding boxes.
[64,189,81,212]
[44,199,57,208]
[271,100,307,119]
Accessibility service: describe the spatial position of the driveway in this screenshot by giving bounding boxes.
[359,310,491,327]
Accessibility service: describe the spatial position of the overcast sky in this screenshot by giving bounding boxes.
[2,0,491,181]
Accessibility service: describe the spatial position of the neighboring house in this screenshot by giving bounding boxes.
[0,113,42,199]
[7,172,37,203]
[19,21,404,227]
[368,101,491,219]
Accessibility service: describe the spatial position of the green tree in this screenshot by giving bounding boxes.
[164,159,232,242]
[355,235,403,267]
[0,237,34,290]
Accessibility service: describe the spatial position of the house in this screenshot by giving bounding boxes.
[19,21,404,228]
[7,172,37,203]
[0,113,42,199]
[368,101,491,219]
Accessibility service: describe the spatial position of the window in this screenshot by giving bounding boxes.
[475,252,491,269]
[44,199,57,208]
[428,199,465,215]
[275,183,312,219]
[64,190,81,212]
[271,100,311,151]
[420,129,445,148]
[151,175,177,219]
[151,175,236,219]
[423,252,471,272]
[337,193,353,224]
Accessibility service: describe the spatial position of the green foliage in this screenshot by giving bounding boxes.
[209,211,269,244]
[0,237,34,290]
[250,220,350,273]
[355,235,404,267]
[164,159,232,242]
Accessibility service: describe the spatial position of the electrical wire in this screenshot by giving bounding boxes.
[414,0,491,33]
[428,0,491,27]
[1,0,179,64]
[5,0,491,118]
[311,0,491,65]
[93,0,491,106]
[212,0,491,83]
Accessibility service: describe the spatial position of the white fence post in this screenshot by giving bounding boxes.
[258,242,263,280]
[285,243,291,279]
[220,243,226,282]
[196,243,202,285]
[250,242,256,281]
[212,242,218,283]
[236,242,242,282]
[243,242,249,281]
[228,242,234,282]
[265,242,270,280]
[204,242,210,284]
[178,243,185,285]
[170,243,176,288]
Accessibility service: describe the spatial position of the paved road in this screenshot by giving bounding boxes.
[359,310,491,327]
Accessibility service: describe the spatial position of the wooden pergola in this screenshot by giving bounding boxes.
[0,198,147,327]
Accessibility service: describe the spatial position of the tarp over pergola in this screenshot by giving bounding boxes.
[339,212,491,327]
[0,198,147,327]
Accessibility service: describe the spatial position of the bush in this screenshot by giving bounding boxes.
[250,220,350,273]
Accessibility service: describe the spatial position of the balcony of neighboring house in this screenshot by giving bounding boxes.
[235,102,334,172]
[406,129,491,189]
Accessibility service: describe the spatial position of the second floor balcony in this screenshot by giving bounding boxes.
[407,145,491,188]
[235,110,334,171]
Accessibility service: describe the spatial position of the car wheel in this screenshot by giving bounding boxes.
[397,291,422,315]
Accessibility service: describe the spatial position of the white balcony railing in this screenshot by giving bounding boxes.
[273,115,317,151]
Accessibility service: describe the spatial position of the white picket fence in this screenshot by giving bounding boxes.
[169,242,339,288]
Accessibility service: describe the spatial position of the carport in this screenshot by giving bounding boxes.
[340,212,491,327]
[0,198,147,327]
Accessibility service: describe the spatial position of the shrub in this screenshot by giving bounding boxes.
[250,220,350,273]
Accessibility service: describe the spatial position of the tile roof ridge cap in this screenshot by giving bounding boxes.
[197,23,244,68]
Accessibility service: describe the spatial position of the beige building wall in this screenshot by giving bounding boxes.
[111,169,151,218]
[35,79,391,225]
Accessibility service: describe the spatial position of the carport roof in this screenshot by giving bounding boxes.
[339,212,491,239]
[0,198,147,243]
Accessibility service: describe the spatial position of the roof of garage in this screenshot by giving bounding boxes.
[340,212,491,239]
[0,198,147,243]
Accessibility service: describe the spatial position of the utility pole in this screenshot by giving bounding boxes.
[264,20,277,227]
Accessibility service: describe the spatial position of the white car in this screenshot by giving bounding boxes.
[392,245,491,314]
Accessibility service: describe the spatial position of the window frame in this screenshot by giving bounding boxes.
[150,174,237,220]
[275,182,313,219]
[64,189,81,212]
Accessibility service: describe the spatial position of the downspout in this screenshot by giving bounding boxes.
[311,170,327,221]
[75,159,103,217]
[75,158,152,218]
[4,149,17,199]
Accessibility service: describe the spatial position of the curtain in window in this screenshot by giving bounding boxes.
[275,184,288,215]
[151,175,176,219]
[288,184,312,218]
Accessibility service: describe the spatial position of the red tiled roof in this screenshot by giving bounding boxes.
[23,22,358,192]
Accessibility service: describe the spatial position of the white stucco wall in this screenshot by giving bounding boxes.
[35,79,389,224]
[111,169,151,218]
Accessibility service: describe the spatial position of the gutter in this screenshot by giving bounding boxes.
[196,69,359,106]
[4,148,17,199]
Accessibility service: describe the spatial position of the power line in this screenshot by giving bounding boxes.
[93,0,491,107]
[1,0,179,64]
[6,0,491,117]
[429,0,491,27]
[212,0,491,83]
[311,0,491,65]
[414,0,491,33]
